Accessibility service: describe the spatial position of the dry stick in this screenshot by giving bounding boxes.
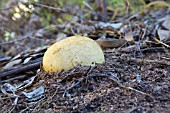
[101,0,108,22]
[0,6,15,11]
[125,0,130,15]
[126,87,155,100]
[0,61,41,78]
[0,37,28,46]
[29,2,86,21]
[128,58,170,66]
[90,74,155,100]
[0,31,34,46]
[152,37,170,48]
[108,76,155,101]
[0,75,27,83]
[141,47,165,52]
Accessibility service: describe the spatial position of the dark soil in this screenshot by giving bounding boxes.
[38,50,170,113]
[1,49,169,113]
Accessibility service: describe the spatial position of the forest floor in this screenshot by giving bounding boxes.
[0,1,170,113]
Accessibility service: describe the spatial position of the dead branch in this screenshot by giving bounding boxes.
[127,58,170,66]
[29,2,86,21]
[0,62,41,78]
[0,75,27,83]
[0,6,15,11]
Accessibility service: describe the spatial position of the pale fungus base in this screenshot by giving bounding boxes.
[43,36,105,72]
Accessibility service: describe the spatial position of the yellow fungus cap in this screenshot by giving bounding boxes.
[43,35,105,72]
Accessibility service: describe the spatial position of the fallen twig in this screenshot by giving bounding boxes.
[152,37,170,48]
[108,75,155,101]
[127,58,170,66]
[0,6,15,11]
[125,86,155,100]
[28,2,86,21]
[0,62,41,78]
[0,75,27,83]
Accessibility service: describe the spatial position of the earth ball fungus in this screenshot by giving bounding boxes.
[43,35,105,72]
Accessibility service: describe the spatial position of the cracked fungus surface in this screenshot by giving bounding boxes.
[43,36,105,72]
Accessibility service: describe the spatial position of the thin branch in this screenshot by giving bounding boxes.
[102,0,108,22]
[127,58,170,66]
[0,37,28,46]
[0,61,41,78]
[0,75,27,83]
[28,2,86,21]
[0,31,34,46]
[0,6,15,11]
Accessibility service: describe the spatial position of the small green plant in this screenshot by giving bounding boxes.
[4,31,15,42]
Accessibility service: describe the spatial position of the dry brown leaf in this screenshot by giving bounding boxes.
[96,39,126,48]
[162,16,170,30]
[157,29,170,41]
[3,59,22,70]
[124,32,134,42]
